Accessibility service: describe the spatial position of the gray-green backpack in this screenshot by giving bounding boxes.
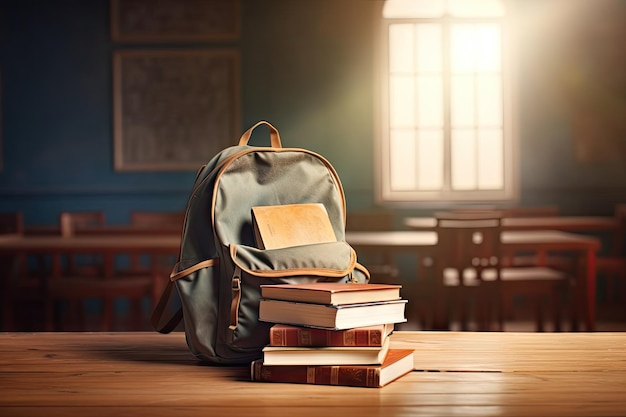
[151,121,370,364]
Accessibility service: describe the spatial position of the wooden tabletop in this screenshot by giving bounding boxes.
[345,230,601,251]
[405,215,619,232]
[0,331,624,417]
[0,234,181,254]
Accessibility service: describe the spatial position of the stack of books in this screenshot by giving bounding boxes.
[251,282,415,388]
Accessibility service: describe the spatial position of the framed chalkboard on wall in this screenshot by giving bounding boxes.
[112,49,240,171]
[110,0,240,43]
[0,69,3,171]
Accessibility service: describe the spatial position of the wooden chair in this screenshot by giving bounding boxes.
[346,211,399,284]
[59,210,106,275]
[428,211,571,332]
[45,264,162,331]
[128,211,183,274]
[49,210,161,331]
[1,212,46,331]
[499,205,559,218]
[130,211,184,230]
[0,212,24,235]
[59,211,105,236]
[56,211,106,328]
[449,205,559,218]
[596,204,626,305]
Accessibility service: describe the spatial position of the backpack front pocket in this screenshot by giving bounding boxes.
[225,241,369,350]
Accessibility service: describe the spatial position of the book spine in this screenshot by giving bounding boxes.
[251,361,381,388]
[270,326,384,347]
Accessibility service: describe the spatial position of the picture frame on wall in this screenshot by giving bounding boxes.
[113,49,240,171]
[110,0,240,43]
[0,69,3,171]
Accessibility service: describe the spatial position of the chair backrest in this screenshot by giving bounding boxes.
[0,212,24,235]
[346,211,394,231]
[450,205,559,218]
[59,211,105,237]
[499,206,559,218]
[613,204,626,254]
[434,211,503,286]
[130,211,184,229]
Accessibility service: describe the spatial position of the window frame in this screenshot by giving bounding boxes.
[376,8,519,207]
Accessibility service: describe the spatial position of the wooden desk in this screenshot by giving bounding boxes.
[0,234,181,277]
[346,231,601,331]
[0,235,181,331]
[405,215,619,232]
[25,225,182,236]
[0,331,624,416]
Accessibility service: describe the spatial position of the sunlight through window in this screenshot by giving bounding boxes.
[380,0,514,203]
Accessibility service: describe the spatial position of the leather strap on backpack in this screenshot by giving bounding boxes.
[150,279,182,334]
[237,120,282,148]
[151,259,220,333]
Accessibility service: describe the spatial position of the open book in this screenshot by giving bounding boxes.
[251,203,337,250]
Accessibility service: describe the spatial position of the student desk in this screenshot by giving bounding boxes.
[0,234,181,277]
[0,331,624,417]
[404,215,619,232]
[345,230,601,331]
[0,234,182,331]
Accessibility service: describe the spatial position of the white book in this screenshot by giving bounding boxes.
[259,299,407,330]
[261,336,391,366]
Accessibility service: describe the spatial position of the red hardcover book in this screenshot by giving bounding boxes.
[250,349,414,388]
[269,323,394,347]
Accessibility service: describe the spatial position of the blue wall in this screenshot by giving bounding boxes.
[1,0,626,227]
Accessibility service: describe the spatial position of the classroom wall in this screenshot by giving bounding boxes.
[1,0,625,227]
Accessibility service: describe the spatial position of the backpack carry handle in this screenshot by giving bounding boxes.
[238,121,282,148]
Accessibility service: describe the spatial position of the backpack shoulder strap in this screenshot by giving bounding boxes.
[150,279,182,333]
[151,259,220,333]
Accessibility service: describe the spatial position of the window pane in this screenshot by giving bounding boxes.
[476,25,501,72]
[451,25,476,73]
[477,74,502,127]
[389,24,414,73]
[477,129,503,189]
[416,24,442,72]
[390,129,417,190]
[383,0,444,18]
[381,0,512,202]
[417,75,443,127]
[448,0,505,17]
[390,75,415,127]
[451,75,475,127]
[418,129,444,189]
[451,129,476,190]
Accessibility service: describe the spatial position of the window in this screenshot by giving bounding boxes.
[379,0,516,204]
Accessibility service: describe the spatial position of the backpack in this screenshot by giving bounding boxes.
[151,121,370,364]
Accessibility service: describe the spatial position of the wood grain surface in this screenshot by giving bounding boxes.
[1,332,625,416]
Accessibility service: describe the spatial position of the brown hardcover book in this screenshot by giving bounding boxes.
[250,349,415,388]
[260,282,402,305]
[269,323,394,347]
[259,299,407,330]
[251,203,336,250]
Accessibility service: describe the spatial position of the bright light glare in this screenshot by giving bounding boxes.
[385,0,506,195]
[384,0,504,18]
